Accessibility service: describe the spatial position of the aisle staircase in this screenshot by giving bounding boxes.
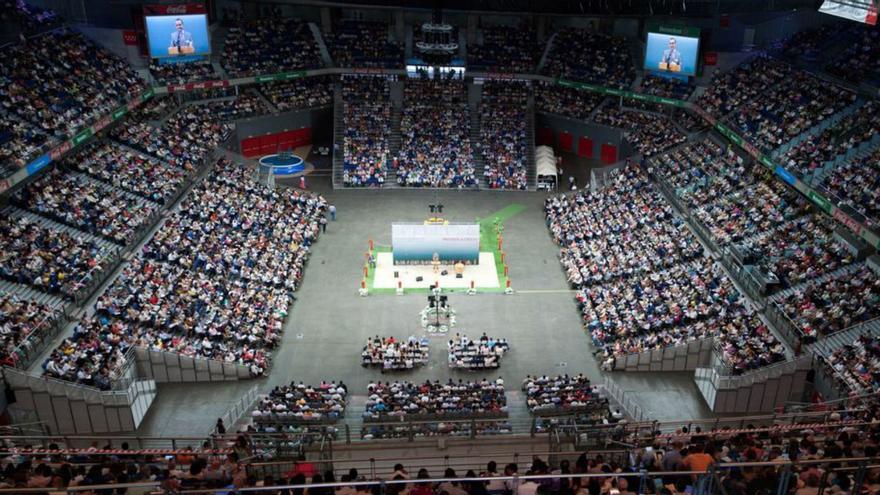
[525,94,537,190]
[331,83,344,188]
[309,22,334,68]
[813,318,880,358]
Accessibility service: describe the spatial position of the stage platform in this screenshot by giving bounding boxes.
[372,252,500,289]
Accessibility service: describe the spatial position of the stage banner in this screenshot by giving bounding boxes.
[392,223,479,264]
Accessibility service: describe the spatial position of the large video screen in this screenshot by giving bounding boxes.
[644,31,699,77]
[145,14,210,59]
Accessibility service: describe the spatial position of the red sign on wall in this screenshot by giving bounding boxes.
[122,30,138,46]
[143,3,207,15]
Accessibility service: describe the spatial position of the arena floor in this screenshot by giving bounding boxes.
[135,170,715,438]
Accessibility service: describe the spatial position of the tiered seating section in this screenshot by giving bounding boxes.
[825,25,880,84]
[535,81,605,120]
[479,81,530,190]
[396,80,476,187]
[818,149,880,223]
[40,158,327,385]
[779,100,880,179]
[0,30,144,175]
[775,267,880,340]
[0,291,59,367]
[222,18,323,77]
[697,56,854,153]
[342,76,391,187]
[827,335,880,395]
[150,60,218,85]
[545,166,787,373]
[468,25,539,72]
[259,76,333,112]
[328,20,402,68]
[593,107,686,158]
[542,28,635,88]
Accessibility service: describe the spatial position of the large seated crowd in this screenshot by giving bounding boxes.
[342,76,391,187]
[0,291,58,367]
[479,81,529,190]
[522,374,605,413]
[825,25,880,84]
[780,100,880,179]
[362,335,430,371]
[546,166,787,372]
[252,381,347,423]
[222,18,323,77]
[328,20,402,68]
[150,60,218,86]
[826,335,880,396]
[0,29,143,173]
[774,266,880,341]
[535,81,606,121]
[698,56,854,153]
[39,158,327,386]
[364,379,507,419]
[639,74,695,101]
[593,107,686,158]
[65,140,188,205]
[818,148,880,223]
[259,76,333,112]
[13,169,159,245]
[396,80,477,188]
[0,216,116,300]
[542,28,635,88]
[468,24,539,72]
[447,333,509,369]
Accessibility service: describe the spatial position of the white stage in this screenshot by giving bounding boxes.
[372,252,500,289]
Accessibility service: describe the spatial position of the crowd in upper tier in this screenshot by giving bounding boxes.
[818,149,880,223]
[222,18,324,77]
[252,381,347,422]
[825,25,880,85]
[396,80,477,188]
[593,108,687,158]
[775,266,880,341]
[364,379,508,419]
[535,81,606,121]
[468,24,540,73]
[546,166,787,372]
[0,29,144,174]
[328,20,403,69]
[780,100,880,179]
[259,76,333,112]
[342,76,391,187]
[542,28,635,88]
[150,61,219,86]
[40,158,326,386]
[479,81,530,190]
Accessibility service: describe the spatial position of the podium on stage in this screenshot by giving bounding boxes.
[168,45,195,55]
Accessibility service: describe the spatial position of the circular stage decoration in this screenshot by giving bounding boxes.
[258,153,306,176]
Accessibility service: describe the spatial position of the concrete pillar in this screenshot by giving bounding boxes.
[394,11,405,43]
[321,7,332,35]
[536,16,547,43]
[467,13,478,45]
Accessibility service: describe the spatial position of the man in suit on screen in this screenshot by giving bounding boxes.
[660,37,682,71]
[169,18,194,53]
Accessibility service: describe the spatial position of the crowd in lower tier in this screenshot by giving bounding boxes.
[818,149,880,223]
[0,216,116,300]
[364,379,507,419]
[593,108,686,158]
[39,158,326,386]
[827,335,880,396]
[775,266,880,340]
[546,166,786,372]
[479,81,530,190]
[342,76,392,187]
[396,80,477,188]
[0,291,58,367]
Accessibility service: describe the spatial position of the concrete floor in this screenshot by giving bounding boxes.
[136,170,714,439]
